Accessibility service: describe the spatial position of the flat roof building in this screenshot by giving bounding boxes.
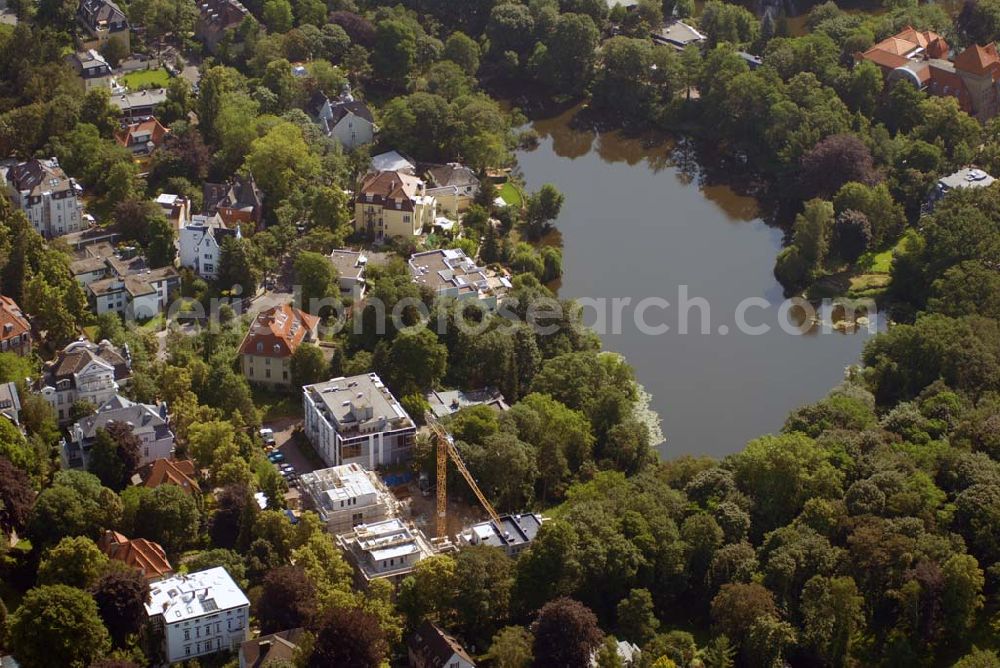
[457,513,545,557]
[329,248,368,298]
[303,374,416,469]
[337,518,439,585]
[425,387,509,420]
[408,248,508,309]
[299,463,398,534]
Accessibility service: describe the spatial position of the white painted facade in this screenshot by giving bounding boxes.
[331,111,374,151]
[179,215,236,280]
[146,567,250,664]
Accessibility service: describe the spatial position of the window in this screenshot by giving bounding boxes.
[185,646,190,656]
[184,629,190,641]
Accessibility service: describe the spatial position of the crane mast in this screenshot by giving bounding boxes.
[426,413,502,538]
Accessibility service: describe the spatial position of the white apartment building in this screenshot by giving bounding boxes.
[146,567,250,664]
[3,157,85,237]
[179,214,240,280]
[336,518,438,585]
[303,374,416,469]
[409,248,509,309]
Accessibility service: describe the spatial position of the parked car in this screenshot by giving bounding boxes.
[259,428,276,446]
[280,463,295,473]
[268,451,285,463]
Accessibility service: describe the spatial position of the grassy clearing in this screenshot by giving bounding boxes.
[499,182,523,207]
[253,388,304,421]
[121,68,170,90]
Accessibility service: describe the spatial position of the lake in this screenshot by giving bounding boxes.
[515,108,883,459]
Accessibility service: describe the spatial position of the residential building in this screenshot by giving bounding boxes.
[142,458,199,495]
[156,193,191,230]
[61,225,119,252]
[66,49,114,91]
[63,394,174,470]
[195,0,249,53]
[238,305,319,389]
[98,529,172,580]
[407,621,476,668]
[239,629,304,668]
[3,157,85,237]
[34,339,131,423]
[457,513,544,557]
[927,167,996,210]
[111,88,168,121]
[146,567,250,664]
[70,242,117,287]
[336,518,439,585]
[299,463,398,534]
[354,170,437,240]
[409,248,509,309]
[115,118,169,157]
[203,173,263,228]
[425,387,508,420]
[0,296,31,356]
[424,163,480,215]
[87,251,180,320]
[77,0,129,51]
[179,214,241,280]
[371,150,415,174]
[857,26,1000,121]
[303,373,417,468]
[306,89,375,150]
[651,20,705,50]
[0,382,20,426]
[329,248,368,298]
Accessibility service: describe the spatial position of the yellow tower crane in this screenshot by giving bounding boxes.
[425,412,502,538]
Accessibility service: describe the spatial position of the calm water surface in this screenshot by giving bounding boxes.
[516,108,883,459]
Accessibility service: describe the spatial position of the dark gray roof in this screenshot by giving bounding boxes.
[328,100,373,125]
[75,395,172,442]
[425,163,480,189]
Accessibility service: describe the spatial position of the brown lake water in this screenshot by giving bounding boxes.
[515,108,884,459]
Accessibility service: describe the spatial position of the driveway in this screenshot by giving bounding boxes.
[264,417,318,478]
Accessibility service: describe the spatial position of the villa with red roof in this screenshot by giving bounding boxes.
[857,27,1000,121]
[98,530,173,580]
[239,304,320,389]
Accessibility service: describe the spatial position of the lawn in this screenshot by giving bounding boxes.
[498,182,523,207]
[121,68,170,90]
[252,387,304,421]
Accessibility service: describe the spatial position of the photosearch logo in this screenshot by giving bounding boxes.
[152,284,878,339]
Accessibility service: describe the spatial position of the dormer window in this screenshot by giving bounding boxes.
[256,342,263,353]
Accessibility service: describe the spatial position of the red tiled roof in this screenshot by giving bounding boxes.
[144,458,199,494]
[0,296,30,343]
[115,118,169,149]
[861,48,909,70]
[954,43,1000,77]
[98,530,173,579]
[238,304,319,359]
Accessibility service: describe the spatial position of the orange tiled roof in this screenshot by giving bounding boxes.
[144,458,199,494]
[860,26,948,69]
[238,304,319,359]
[98,529,173,579]
[954,43,1000,77]
[0,296,30,343]
[114,117,169,149]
